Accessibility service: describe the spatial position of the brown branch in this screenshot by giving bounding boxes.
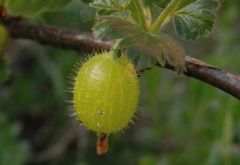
[163,57,240,100]
[1,8,240,100]
[0,7,112,52]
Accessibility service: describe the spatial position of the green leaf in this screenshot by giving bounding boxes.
[5,0,72,17]
[91,0,186,71]
[92,15,137,40]
[173,0,220,40]
[90,0,133,28]
[90,0,131,10]
[93,16,185,71]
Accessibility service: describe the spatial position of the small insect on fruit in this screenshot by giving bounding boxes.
[73,51,139,155]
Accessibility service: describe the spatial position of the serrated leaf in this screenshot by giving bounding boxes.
[90,0,131,10]
[93,15,137,40]
[5,0,71,17]
[173,0,220,40]
[128,47,157,71]
[97,8,131,17]
[124,33,186,72]
[93,16,185,71]
[91,0,133,28]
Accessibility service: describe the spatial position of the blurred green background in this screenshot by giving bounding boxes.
[0,0,240,164]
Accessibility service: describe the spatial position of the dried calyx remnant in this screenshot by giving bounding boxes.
[73,51,139,155]
[97,133,109,155]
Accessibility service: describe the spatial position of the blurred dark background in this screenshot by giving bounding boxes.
[0,0,240,164]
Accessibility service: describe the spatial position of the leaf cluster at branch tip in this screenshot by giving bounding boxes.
[90,0,219,71]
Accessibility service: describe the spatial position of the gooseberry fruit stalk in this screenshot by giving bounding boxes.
[73,51,139,154]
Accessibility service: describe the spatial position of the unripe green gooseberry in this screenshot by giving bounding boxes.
[73,51,139,134]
